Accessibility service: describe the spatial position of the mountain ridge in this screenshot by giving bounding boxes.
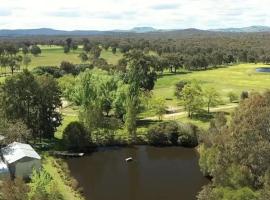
[1,26,270,36]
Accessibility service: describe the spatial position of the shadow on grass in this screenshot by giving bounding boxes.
[137,119,159,128]
[191,110,231,123]
[157,71,192,78]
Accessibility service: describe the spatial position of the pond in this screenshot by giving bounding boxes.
[256,67,270,73]
[67,146,209,200]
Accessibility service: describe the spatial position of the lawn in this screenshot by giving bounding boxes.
[29,46,122,69]
[0,45,123,74]
[154,63,270,107]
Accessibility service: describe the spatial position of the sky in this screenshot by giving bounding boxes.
[0,0,270,30]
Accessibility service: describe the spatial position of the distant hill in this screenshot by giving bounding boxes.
[210,26,270,33]
[0,28,116,37]
[130,27,157,33]
[1,26,270,37]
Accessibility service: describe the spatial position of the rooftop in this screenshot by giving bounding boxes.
[1,142,41,164]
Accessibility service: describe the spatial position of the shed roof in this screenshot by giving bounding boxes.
[1,142,41,164]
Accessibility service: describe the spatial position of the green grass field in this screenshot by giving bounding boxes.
[2,46,270,131]
[154,63,270,106]
[0,45,123,74]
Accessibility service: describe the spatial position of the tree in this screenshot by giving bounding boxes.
[65,38,72,49]
[125,95,138,141]
[63,121,92,151]
[198,91,270,199]
[89,46,102,59]
[63,45,70,54]
[59,61,76,75]
[152,97,167,121]
[3,120,31,144]
[30,45,41,56]
[112,47,117,54]
[175,80,189,99]
[22,46,29,55]
[7,55,22,75]
[2,70,62,141]
[122,50,158,140]
[36,75,62,139]
[79,52,88,63]
[180,81,204,118]
[204,87,221,113]
[22,55,31,69]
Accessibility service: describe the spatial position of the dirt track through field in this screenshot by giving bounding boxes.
[145,104,238,120]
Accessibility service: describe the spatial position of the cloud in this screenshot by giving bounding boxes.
[48,8,81,17]
[150,3,180,10]
[0,8,12,16]
[0,0,270,30]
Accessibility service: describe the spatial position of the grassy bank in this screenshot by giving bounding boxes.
[43,156,84,200]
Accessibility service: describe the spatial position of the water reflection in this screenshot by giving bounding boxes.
[67,146,209,200]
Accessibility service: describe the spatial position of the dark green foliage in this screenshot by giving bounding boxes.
[33,64,93,78]
[175,80,189,99]
[198,91,270,199]
[33,66,64,78]
[112,47,117,54]
[30,45,41,56]
[22,45,29,55]
[63,45,70,54]
[122,50,158,91]
[63,121,92,151]
[59,61,76,75]
[1,70,62,140]
[240,91,249,100]
[147,121,198,147]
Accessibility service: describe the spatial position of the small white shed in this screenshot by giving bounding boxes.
[1,142,41,179]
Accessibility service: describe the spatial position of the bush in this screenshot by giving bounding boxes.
[33,66,63,78]
[175,80,189,99]
[30,45,41,56]
[63,121,92,151]
[240,91,249,100]
[227,91,238,103]
[147,129,168,145]
[60,61,76,75]
[147,121,198,147]
[179,123,199,147]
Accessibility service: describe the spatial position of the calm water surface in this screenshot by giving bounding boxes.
[67,146,209,200]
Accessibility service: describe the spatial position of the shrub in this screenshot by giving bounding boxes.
[240,91,249,100]
[63,121,92,151]
[33,66,63,78]
[30,45,41,56]
[60,61,76,75]
[179,123,199,147]
[227,91,238,103]
[175,80,189,99]
[147,129,168,145]
[147,121,198,147]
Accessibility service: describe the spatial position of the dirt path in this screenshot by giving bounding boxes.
[145,103,238,120]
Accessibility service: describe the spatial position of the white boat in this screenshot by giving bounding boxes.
[125,157,133,162]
